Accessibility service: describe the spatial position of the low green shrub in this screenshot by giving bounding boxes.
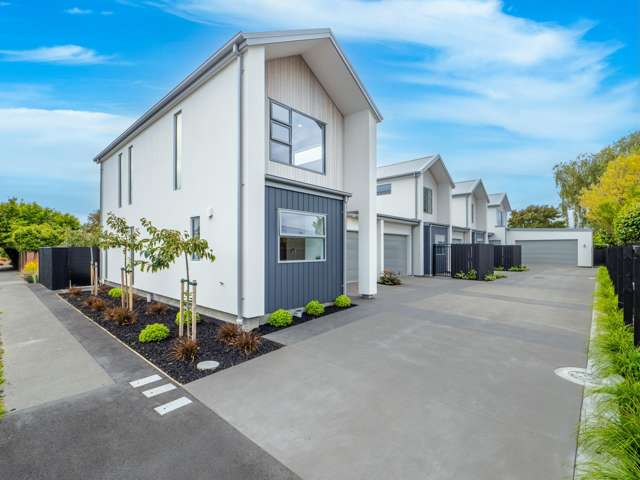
[175,309,201,326]
[334,294,352,308]
[138,323,170,343]
[454,269,477,280]
[378,270,402,285]
[508,265,528,272]
[108,287,122,298]
[305,300,325,317]
[494,265,505,271]
[576,266,640,478]
[268,309,293,327]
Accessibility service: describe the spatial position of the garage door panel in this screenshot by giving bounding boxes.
[516,240,577,265]
[384,234,408,275]
[347,231,358,283]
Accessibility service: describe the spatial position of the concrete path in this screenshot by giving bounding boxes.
[0,271,112,412]
[0,272,298,480]
[187,265,594,480]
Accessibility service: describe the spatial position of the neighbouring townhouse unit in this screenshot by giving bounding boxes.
[346,155,454,278]
[94,29,382,327]
[451,179,489,244]
[486,192,512,244]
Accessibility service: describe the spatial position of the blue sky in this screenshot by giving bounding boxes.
[0,0,638,220]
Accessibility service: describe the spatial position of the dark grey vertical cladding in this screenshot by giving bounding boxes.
[265,186,344,312]
[424,224,449,275]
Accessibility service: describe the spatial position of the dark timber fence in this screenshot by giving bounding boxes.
[593,247,607,266]
[603,245,640,346]
[493,245,522,270]
[434,244,495,280]
[38,247,99,290]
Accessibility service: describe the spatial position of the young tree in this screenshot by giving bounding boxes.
[507,205,566,228]
[62,215,105,295]
[102,213,143,310]
[581,152,640,240]
[138,218,215,340]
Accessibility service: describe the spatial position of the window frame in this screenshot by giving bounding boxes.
[496,209,504,227]
[269,98,326,175]
[127,145,133,205]
[377,183,392,196]
[173,110,182,191]
[190,216,201,261]
[277,208,327,264]
[423,187,433,214]
[471,202,475,223]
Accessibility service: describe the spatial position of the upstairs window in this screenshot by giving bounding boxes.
[173,111,182,190]
[423,187,433,214]
[128,146,133,205]
[377,183,392,195]
[270,100,325,174]
[279,210,326,262]
[471,203,475,223]
[117,152,122,208]
[496,209,504,227]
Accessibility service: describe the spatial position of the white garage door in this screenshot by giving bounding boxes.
[516,239,578,265]
[384,234,408,275]
[347,231,358,283]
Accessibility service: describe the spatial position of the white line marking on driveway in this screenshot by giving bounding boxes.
[129,374,162,388]
[142,383,177,398]
[154,397,192,416]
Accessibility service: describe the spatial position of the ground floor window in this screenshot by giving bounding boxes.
[279,209,326,262]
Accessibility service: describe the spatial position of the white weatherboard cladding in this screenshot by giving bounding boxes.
[101,59,239,316]
[376,176,415,218]
[266,55,344,191]
[436,183,451,225]
[451,195,468,228]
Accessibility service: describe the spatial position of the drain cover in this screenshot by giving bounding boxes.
[554,367,600,387]
[197,360,220,371]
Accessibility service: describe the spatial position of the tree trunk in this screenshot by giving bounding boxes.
[179,280,185,338]
[191,282,197,341]
[128,271,133,312]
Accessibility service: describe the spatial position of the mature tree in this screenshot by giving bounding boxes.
[138,218,215,339]
[11,224,66,252]
[581,152,640,241]
[0,198,79,253]
[507,205,566,228]
[614,203,640,245]
[554,130,640,227]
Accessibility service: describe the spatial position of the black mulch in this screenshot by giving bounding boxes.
[60,291,282,384]
[255,304,355,336]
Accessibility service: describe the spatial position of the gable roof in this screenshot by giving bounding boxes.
[377,155,455,187]
[453,179,490,203]
[488,192,512,211]
[93,28,381,163]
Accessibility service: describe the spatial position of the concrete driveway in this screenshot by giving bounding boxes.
[187,265,594,480]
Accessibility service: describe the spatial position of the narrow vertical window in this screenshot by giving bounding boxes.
[128,146,133,205]
[129,226,135,284]
[173,111,182,190]
[471,203,475,222]
[118,153,122,208]
[423,187,433,214]
[191,216,200,260]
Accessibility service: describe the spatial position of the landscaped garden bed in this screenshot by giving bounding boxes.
[60,288,282,384]
[256,303,355,335]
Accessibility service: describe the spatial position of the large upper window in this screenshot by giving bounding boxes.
[173,111,182,190]
[423,187,433,214]
[270,100,325,174]
[279,210,326,262]
[377,183,391,196]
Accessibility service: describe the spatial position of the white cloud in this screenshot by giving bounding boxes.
[100,10,114,15]
[64,6,92,14]
[148,0,638,145]
[0,2,11,6]
[0,45,113,65]
[0,107,132,179]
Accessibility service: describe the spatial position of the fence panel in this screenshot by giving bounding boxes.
[604,245,640,346]
[38,247,99,290]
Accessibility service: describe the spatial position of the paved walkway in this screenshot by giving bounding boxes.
[0,271,298,480]
[187,265,594,480]
[0,271,112,412]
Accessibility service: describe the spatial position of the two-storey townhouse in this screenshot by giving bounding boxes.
[486,193,512,244]
[345,155,453,278]
[95,29,382,327]
[451,179,489,243]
